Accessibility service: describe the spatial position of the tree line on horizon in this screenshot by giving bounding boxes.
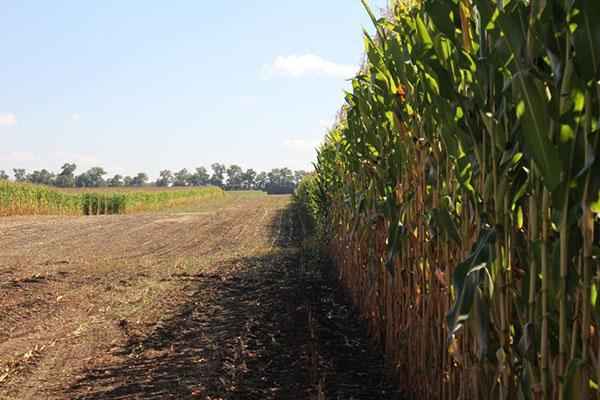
[0,163,308,194]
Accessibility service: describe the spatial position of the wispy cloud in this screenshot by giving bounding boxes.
[0,113,18,127]
[282,138,323,152]
[58,114,82,128]
[262,54,358,79]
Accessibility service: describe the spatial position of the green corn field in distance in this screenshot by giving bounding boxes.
[0,181,224,216]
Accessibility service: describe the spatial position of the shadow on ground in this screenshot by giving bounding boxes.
[69,201,402,399]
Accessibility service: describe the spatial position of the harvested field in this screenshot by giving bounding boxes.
[0,191,401,399]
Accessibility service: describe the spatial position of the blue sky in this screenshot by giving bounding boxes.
[0,0,388,179]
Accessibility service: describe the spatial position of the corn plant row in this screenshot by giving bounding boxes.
[302,0,600,398]
[0,181,224,216]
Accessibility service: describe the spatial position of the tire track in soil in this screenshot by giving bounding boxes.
[1,193,403,399]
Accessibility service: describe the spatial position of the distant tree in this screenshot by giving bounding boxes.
[27,169,55,185]
[107,174,124,187]
[255,171,267,191]
[0,170,9,180]
[76,167,107,187]
[187,167,210,186]
[241,168,257,189]
[156,170,173,187]
[130,172,148,187]
[265,167,295,194]
[226,164,244,190]
[75,173,91,188]
[90,167,108,187]
[54,163,77,188]
[210,163,226,187]
[13,168,26,182]
[173,168,190,186]
[1,162,306,193]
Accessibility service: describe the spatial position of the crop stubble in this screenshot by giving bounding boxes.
[0,192,399,399]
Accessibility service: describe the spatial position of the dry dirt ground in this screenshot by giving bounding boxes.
[0,192,401,399]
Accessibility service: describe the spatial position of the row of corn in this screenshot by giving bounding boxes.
[0,181,223,216]
[299,0,600,398]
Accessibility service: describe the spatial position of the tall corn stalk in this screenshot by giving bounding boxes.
[301,0,600,398]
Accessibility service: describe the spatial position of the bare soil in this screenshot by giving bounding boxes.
[0,192,401,399]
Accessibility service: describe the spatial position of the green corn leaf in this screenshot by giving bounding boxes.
[386,220,403,276]
[473,288,491,360]
[514,72,562,190]
[424,0,457,40]
[571,0,600,84]
[431,200,462,247]
[446,227,497,342]
[415,14,434,50]
[456,154,476,195]
[360,0,385,41]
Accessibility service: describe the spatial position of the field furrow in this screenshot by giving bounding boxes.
[0,192,399,399]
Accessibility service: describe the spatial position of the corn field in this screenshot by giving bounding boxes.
[300,0,600,398]
[0,181,223,216]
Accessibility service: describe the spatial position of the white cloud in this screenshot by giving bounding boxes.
[58,114,82,128]
[282,138,323,152]
[0,113,18,127]
[262,54,358,79]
